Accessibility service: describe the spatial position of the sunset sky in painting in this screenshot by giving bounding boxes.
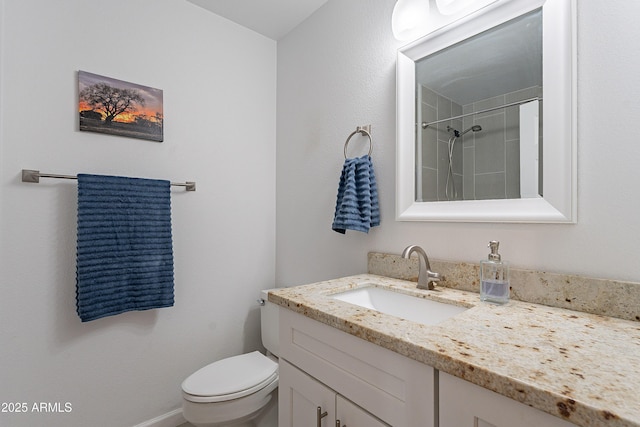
[78,71,163,123]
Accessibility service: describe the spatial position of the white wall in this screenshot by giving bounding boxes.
[0,1,276,426]
[276,0,640,286]
[3,0,640,425]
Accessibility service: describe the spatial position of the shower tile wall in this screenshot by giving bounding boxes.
[419,85,541,201]
[419,86,463,201]
[462,86,542,200]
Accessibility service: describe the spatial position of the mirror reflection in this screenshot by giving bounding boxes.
[415,9,542,202]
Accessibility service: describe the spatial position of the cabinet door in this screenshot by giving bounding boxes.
[279,359,336,427]
[440,372,576,427]
[280,306,435,427]
[336,395,390,427]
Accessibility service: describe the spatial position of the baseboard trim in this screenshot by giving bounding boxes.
[132,408,185,427]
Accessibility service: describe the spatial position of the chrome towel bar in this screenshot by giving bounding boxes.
[21,169,196,191]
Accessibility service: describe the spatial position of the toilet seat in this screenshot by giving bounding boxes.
[182,351,278,403]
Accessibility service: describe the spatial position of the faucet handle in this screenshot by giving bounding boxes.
[419,270,443,290]
[427,270,444,282]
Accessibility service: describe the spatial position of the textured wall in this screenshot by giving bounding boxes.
[276,1,640,287]
[0,1,276,425]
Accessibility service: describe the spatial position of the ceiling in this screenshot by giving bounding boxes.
[416,9,542,106]
[186,0,329,40]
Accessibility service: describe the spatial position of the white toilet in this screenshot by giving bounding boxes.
[181,289,279,427]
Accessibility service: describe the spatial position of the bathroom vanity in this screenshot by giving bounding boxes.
[270,275,640,427]
[278,307,434,426]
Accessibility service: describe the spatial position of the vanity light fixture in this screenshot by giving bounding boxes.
[392,0,430,41]
[434,0,476,15]
[392,0,501,41]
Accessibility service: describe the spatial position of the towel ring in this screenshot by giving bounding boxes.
[344,127,373,159]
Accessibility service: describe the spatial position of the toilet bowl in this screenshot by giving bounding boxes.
[181,290,279,427]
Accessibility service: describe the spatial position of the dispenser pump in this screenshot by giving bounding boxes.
[487,240,501,261]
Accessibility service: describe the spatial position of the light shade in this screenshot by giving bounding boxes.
[392,0,501,41]
[392,0,430,41]
[434,0,476,15]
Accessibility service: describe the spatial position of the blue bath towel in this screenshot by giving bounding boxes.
[332,155,380,234]
[76,174,175,322]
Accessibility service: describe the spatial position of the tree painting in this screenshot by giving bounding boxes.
[78,71,163,142]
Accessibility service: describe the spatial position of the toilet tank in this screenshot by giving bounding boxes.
[260,289,279,356]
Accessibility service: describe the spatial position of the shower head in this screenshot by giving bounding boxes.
[460,125,482,136]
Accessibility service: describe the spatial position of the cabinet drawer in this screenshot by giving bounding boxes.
[279,308,435,427]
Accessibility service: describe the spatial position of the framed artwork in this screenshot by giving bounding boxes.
[78,71,164,142]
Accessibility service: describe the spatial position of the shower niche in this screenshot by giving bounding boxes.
[416,8,542,202]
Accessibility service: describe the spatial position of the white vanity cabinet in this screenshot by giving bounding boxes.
[278,309,435,427]
[279,359,389,427]
[337,394,390,427]
[439,372,576,427]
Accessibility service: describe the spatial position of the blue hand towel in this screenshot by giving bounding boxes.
[332,155,380,234]
[76,174,175,322]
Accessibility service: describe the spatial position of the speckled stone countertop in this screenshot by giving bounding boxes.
[269,274,640,427]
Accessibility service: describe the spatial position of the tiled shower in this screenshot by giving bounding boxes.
[418,85,542,202]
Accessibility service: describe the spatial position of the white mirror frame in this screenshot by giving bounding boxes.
[396,0,576,223]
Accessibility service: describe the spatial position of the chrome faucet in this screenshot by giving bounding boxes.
[401,245,444,290]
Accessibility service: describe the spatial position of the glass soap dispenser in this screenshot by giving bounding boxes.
[480,240,510,304]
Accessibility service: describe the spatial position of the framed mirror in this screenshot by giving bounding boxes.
[396,0,576,222]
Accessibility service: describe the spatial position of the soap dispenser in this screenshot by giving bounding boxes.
[480,241,510,304]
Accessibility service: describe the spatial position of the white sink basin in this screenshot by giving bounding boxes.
[330,285,467,326]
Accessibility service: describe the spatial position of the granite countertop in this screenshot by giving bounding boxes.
[269,274,640,427]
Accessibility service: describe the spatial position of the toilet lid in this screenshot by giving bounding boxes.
[182,351,278,403]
